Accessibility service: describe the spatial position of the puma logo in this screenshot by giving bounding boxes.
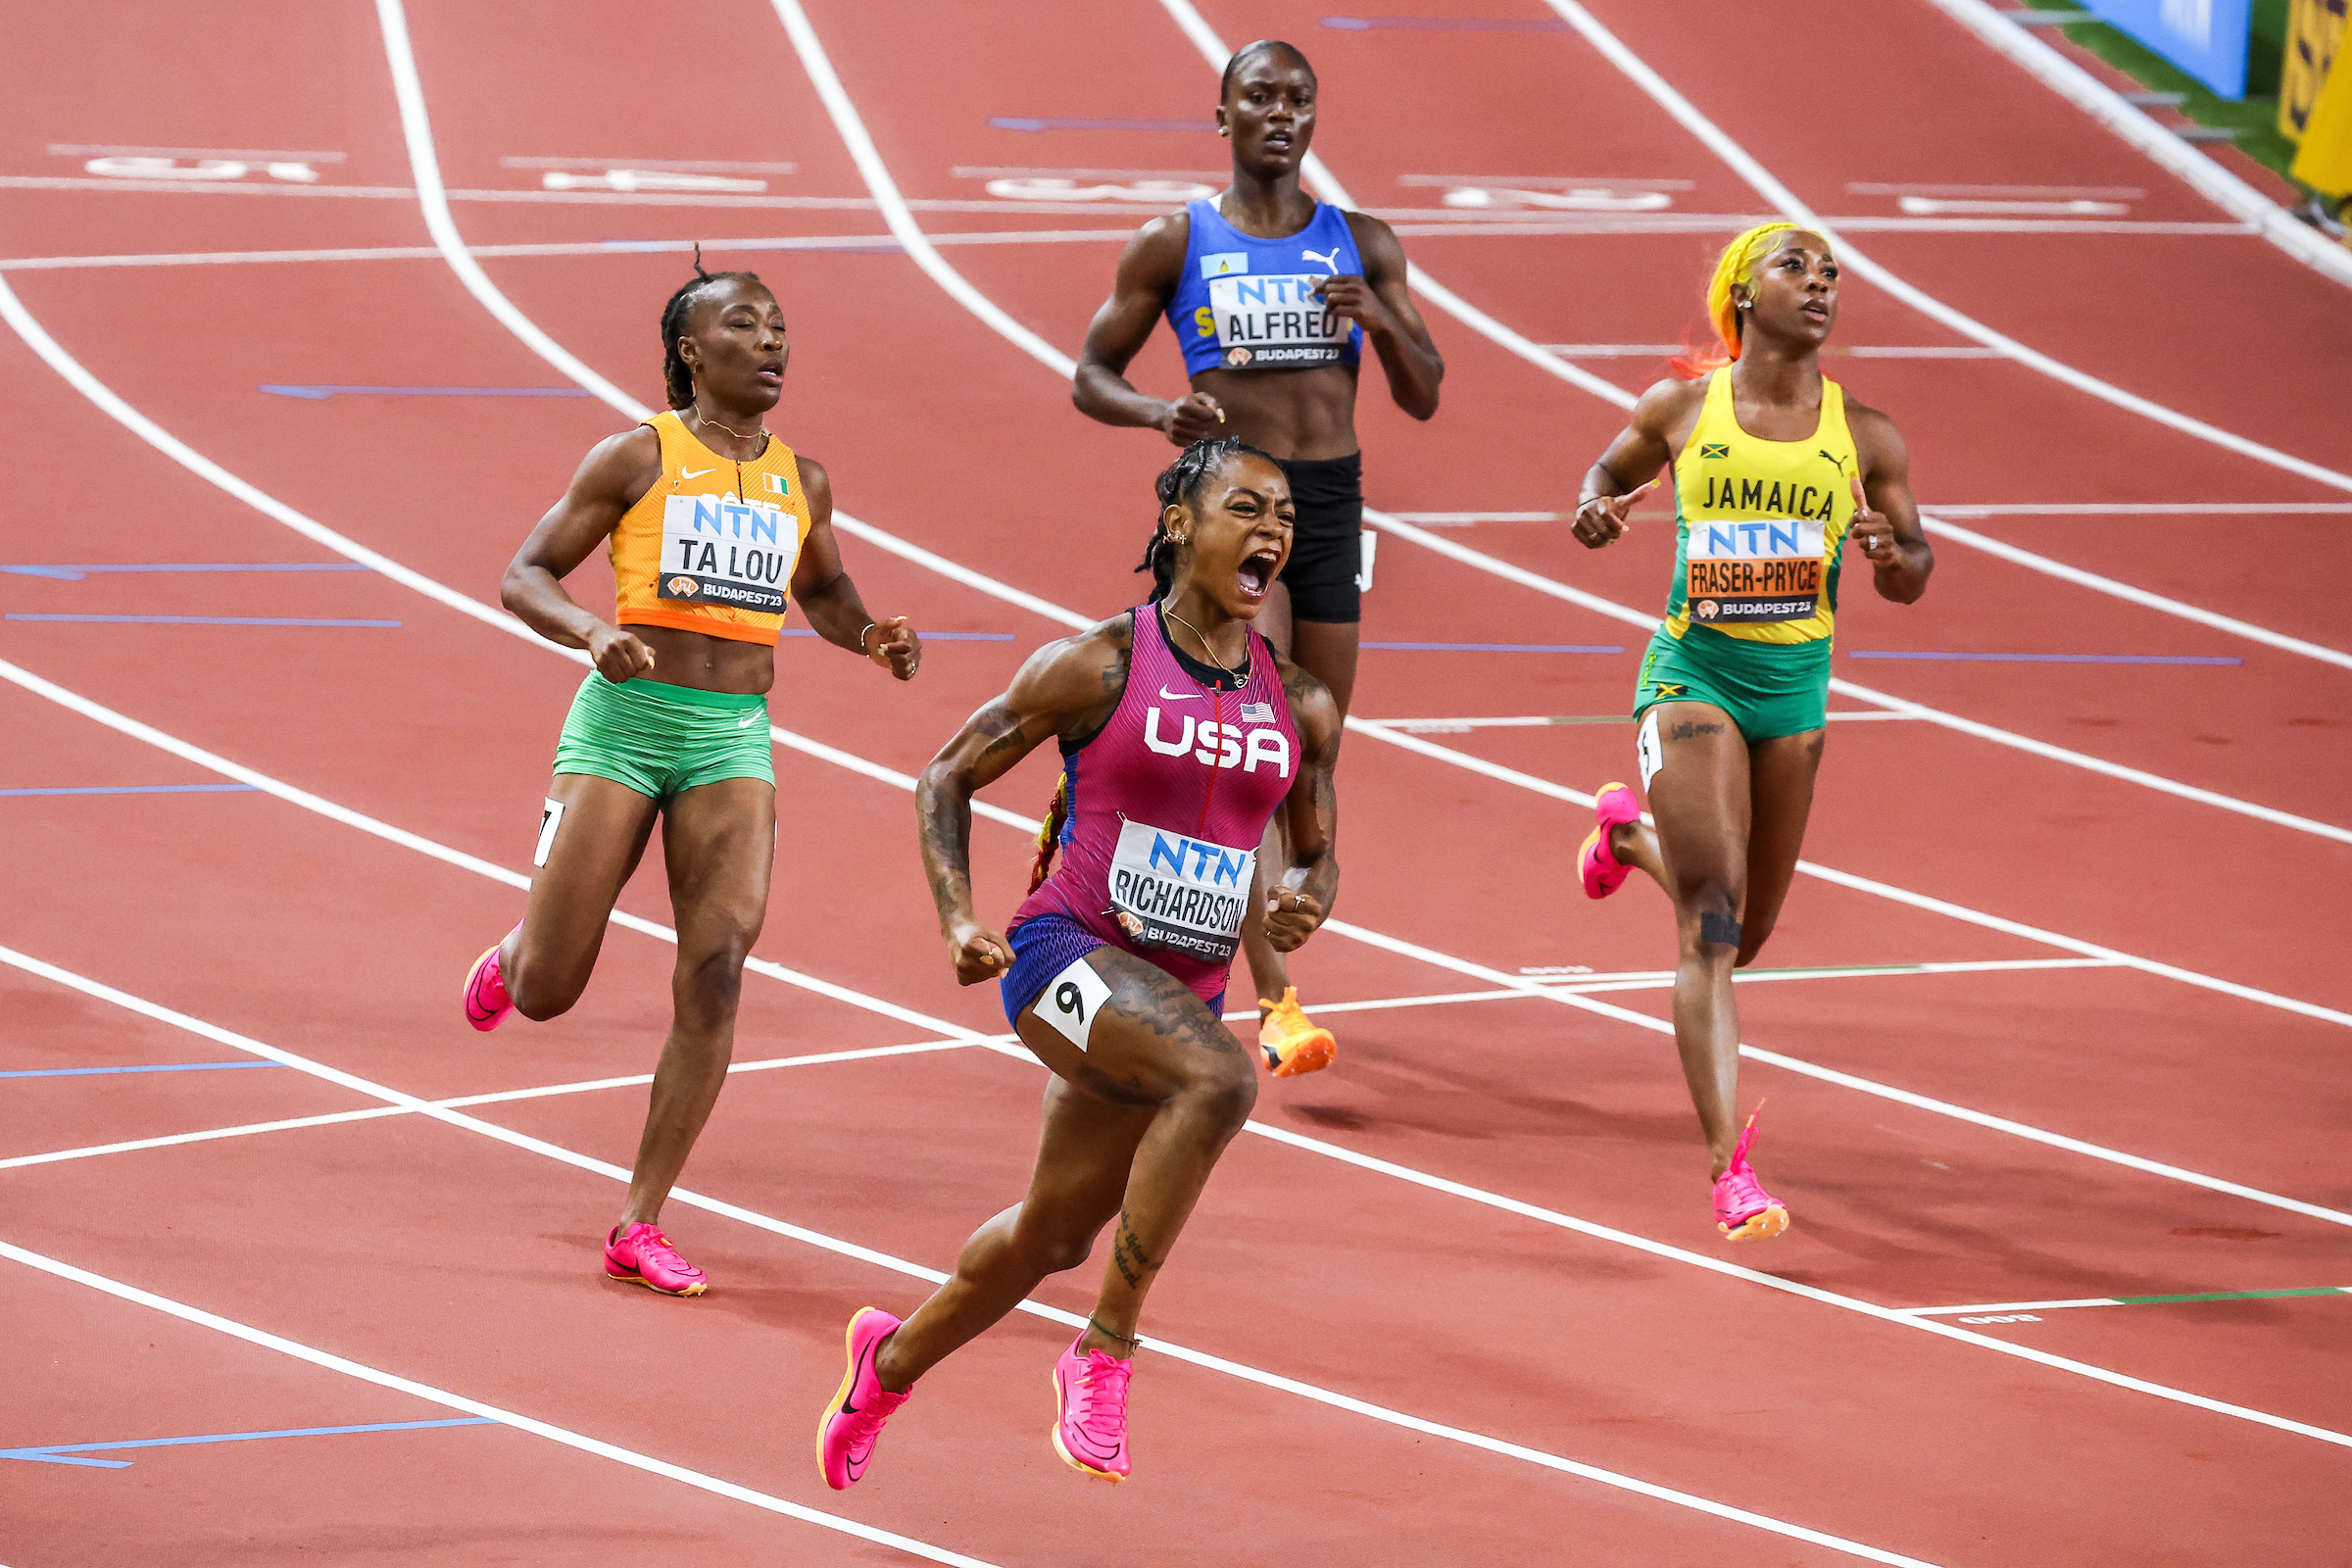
[1300,246,1341,274]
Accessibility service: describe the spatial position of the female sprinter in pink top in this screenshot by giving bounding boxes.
[816,438,1343,1490]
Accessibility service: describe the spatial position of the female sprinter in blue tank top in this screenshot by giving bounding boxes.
[815,439,1343,1490]
[1074,37,1441,1079]
[1571,225,1933,1243]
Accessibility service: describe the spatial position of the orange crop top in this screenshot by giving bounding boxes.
[611,410,813,647]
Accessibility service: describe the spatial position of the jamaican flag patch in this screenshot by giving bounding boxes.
[1698,443,1730,460]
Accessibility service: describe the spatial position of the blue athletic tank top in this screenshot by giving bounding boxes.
[1167,197,1364,375]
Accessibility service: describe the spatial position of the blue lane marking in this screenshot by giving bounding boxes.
[0,1418,495,1468]
[1845,651,2242,665]
[1324,14,1570,29]
[6,614,401,628]
[1363,640,1625,654]
[0,1060,281,1079]
[989,116,1217,132]
[2,564,369,580]
[261,384,593,400]
[0,785,259,798]
[777,629,1014,641]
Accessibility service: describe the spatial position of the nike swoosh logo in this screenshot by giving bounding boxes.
[680,466,716,479]
[736,713,761,728]
[1157,686,1200,701]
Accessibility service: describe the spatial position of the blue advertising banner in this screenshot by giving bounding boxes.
[2079,0,2254,97]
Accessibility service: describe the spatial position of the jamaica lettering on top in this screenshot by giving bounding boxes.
[1663,368,1860,646]
[1694,475,1839,521]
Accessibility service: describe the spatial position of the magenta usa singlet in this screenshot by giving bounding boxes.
[1009,605,1301,1002]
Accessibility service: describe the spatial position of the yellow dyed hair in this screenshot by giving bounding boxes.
[1676,222,1826,378]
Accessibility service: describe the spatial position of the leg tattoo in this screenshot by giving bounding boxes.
[1109,1213,1153,1289]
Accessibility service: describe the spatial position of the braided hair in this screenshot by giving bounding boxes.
[659,244,767,409]
[1134,435,1274,600]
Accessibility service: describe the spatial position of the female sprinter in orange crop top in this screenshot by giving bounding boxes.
[461,265,921,1297]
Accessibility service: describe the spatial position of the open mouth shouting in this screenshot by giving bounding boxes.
[1237,546,1281,602]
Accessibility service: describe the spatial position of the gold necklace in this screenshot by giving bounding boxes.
[695,410,768,455]
[1161,605,1241,685]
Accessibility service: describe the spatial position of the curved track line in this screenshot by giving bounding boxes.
[0,950,1955,1564]
[1517,0,2352,497]
[15,641,2342,1227]
[1920,0,2352,289]
[12,941,2350,1473]
[1366,512,2352,845]
[1914,516,2352,670]
[0,1251,993,1564]
[349,9,2352,1041]
[1144,0,2352,672]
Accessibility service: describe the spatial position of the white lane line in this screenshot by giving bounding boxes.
[0,953,1950,1562]
[1356,712,1920,730]
[1368,510,2352,843]
[8,247,2348,1209]
[0,1239,1004,1568]
[10,644,2344,1237]
[1146,2,2352,678]
[1524,0,2352,495]
[1919,0,2352,288]
[0,230,1158,272]
[1919,516,2352,669]
[667,3,2352,992]
[1901,1289,2352,1318]
[14,949,2350,1476]
[4,960,2120,1174]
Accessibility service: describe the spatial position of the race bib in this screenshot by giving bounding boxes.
[658,494,799,612]
[1206,274,1350,369]
[1683,516,1826,626]
[1106,819,1255,964]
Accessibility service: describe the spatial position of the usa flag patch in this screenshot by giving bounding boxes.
[1241,701,1274,723]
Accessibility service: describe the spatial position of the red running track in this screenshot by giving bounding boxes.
[2,1,2347,1563]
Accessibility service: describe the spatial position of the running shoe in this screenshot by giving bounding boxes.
[1051,1333,1133,1483]
[817,1307,910,1491]
[604,1222,708,1296]
[1579,782,1642,900]
[1712,1113,1789,1242]
[463,926,518,1031]
[1257,987,1336,1077]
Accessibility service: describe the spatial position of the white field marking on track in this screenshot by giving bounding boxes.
[0,229,1160,273]
[0,1039,993,1175]
[0,960,2124,1175]
[1901,1290,2352,1317]
[1149,2,2352,677]
[1367,511,2352,838]
[1917,516,2352,669]
[21,638,2332,1237]
[1356,711,1922,730]
[14,954,2352,1493]
[0,1240,1004,1568]
[1000,15,2352,750]
[1918,0,2352,287]
[7,243,2350,1218]
[0,956,1956,1562]
[1518,0,2352,484]
[688,0,2352,861]
[10,0,2346,1289]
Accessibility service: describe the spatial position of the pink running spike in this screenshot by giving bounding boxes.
[1580,782,1641,900]
[463,926,519,1032]
[818,1307,910,1490]
[604,1223,707,1296]
[1052,1335,1133,1482]
[1713,1112,1789,1242]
